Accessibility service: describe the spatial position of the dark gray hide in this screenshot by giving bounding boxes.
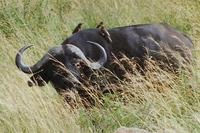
[62,23,193,69]
[15,23,193,91]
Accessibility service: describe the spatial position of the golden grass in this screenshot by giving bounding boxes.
[0,0,200,132]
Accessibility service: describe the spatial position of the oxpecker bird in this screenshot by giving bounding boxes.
[100,26,112,43]
[96,21,104,28]
[72,23,83,34]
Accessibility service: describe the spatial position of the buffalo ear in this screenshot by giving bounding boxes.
[72,23,83,34]
[99,26,112,43]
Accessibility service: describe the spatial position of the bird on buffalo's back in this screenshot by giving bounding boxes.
[99,26,112,43]
[96,21,104,28]
[72,23,83,34]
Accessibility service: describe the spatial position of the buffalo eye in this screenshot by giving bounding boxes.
[74,63,81,68]
[70,62,81,70]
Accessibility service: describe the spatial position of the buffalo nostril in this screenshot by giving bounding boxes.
[27,80,34,87]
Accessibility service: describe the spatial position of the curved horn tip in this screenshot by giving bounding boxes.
[15,44,46,74]
[86,41,93,43]
[85,41,107,69]
[19,45,34,52]
[86,41,104,46]
[24,44,34,48]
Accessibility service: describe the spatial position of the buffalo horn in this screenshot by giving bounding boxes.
[66,41,107,69]
[15,45,64,74]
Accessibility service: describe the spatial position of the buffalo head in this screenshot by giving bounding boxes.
[15,41,107,91]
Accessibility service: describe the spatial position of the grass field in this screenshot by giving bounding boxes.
[0,0,200,132]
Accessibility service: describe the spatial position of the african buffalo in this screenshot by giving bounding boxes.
[15,23,193,91]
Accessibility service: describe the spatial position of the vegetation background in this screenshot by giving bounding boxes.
[0,0,200,132]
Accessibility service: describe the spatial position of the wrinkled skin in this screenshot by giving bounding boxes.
[16,23,193,92]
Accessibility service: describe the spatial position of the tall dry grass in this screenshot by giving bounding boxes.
[0,0,200,132]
